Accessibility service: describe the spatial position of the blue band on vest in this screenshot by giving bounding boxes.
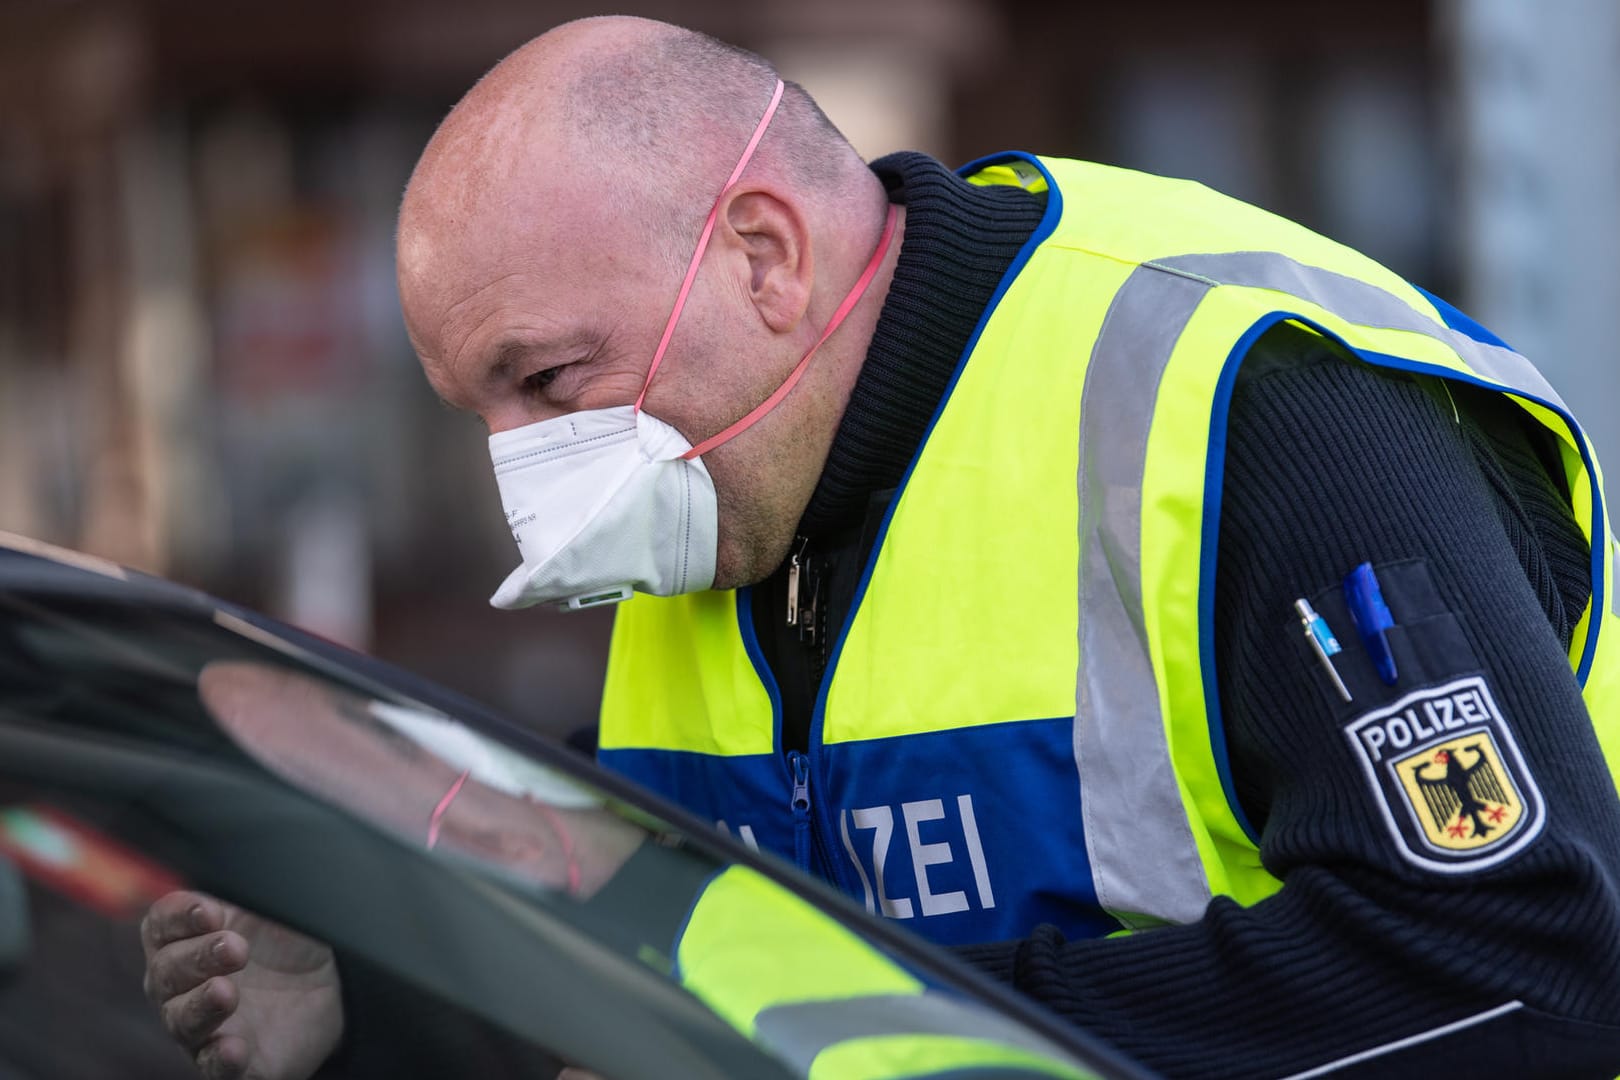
[1412,284,1515,352]
[1352,346,1607,685]
[607,718,1122,946]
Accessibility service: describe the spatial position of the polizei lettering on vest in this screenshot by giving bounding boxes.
[1355,684,1494,763]
[838,794,995,920]
[715,819,759,852]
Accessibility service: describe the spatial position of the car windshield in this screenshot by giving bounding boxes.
[0,536,1145,1080]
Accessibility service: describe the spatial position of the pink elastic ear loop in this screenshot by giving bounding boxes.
[680,202,897,460]
[426,770,469,850]
[635,78,785,413]
[425,769,582,895]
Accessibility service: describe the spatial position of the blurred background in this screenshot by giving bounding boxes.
[1,0,1615,742]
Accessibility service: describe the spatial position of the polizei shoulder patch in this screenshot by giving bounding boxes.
[1343,676,1544,873]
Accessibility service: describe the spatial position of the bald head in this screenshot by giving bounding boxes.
[397,16,900,589]
[557,21,858,258]
[401,17,866,286]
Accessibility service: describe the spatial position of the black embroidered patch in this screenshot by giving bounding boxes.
[1343,676,1543,873]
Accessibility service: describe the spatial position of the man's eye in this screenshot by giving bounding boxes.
[522,367,563,393]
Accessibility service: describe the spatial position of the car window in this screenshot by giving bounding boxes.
[0,538,1145,1080]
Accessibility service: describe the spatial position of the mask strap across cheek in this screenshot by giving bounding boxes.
[635,78,785,414]
[425,769,583,894]
[679,201,898,461]
[426,770,470,850]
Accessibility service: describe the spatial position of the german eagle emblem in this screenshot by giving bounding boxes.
[1401,741,1519,849]
[1344,677,1542,872]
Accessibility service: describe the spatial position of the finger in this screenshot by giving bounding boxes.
[160,974,239,1051]
[141,891,223,957]
[197,1034,250,1080]
[145,931,247,1004]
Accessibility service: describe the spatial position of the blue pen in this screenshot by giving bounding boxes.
[1343,562,1399,686]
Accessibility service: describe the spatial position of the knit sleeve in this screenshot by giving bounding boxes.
[956,333,1620,1078]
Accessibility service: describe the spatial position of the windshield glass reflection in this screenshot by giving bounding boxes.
[0,546,1127,1080]
[197,660,642,899]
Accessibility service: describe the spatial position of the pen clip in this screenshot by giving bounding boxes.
[1343,562,1398,686]
[1295,598,1352,703]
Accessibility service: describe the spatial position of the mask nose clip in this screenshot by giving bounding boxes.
[561,584,634,611]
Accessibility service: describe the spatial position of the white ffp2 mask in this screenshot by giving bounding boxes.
[488,405,717,610]
[483,77,896,613]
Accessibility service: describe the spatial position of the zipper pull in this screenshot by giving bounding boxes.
[788,751,811,815]
[786,536,809,629]
[787,751,813,872]
[785,536,820,646]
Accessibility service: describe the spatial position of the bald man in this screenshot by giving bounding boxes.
[397,18,895,595]
[147,15,1620,1080]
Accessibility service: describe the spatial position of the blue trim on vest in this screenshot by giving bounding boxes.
[733,585,807,868]
[735,583,786,743]
[1406,289,1607,660]
[1205,314,1606,691]
[1349,348,1607,685]
[1199,314,1295,847]
[1202,306,1606,843]
[797,152,1068,904]
[1412,284,1515,352]
[808,151,1064,732]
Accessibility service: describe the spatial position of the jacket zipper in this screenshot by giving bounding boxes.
[784,536,833,877]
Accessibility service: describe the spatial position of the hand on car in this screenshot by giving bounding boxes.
[142,890,343,1080]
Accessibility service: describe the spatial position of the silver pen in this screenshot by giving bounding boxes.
[1294,598,1352,703]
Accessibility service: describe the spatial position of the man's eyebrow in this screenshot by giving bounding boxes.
[482,332,600,383]
[486,339,543,381]
[429,331,595,413]
[427,340,547,412]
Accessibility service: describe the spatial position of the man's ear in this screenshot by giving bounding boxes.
[719,188,811,334]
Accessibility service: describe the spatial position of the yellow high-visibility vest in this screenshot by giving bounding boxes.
[601,153,1620,941]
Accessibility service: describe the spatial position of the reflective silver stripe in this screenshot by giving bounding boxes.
[1074,264,1216,927]
[1074,250,1583,927]
[1152,252,1569,412]
[1276,1000,1523,1079]
[1613,542,1619,618]
[752,993,1078,1077]
[1160,250,1614,640]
